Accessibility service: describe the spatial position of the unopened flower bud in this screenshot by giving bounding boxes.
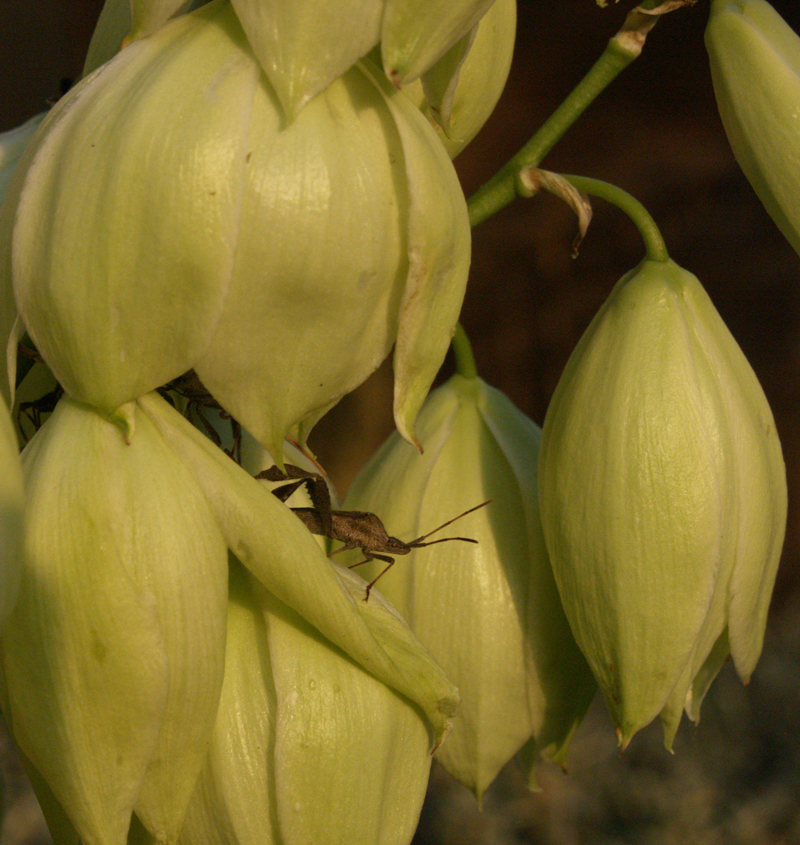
[402,0,516,158]
[539,258,787,748]
[345,372,595,799]
[706,0,800,258]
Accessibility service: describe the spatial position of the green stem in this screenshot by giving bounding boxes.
[467,0,685,228]
[565,175,668,262]
[452,323,478,379]
[468,40,637,227]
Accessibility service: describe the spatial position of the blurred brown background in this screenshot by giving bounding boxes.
[3,0,800,842]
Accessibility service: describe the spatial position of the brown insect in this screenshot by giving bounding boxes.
[259,464,489,600]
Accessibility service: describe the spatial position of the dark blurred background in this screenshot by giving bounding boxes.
[3,0,800,842]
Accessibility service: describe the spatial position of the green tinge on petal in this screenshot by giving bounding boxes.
[83,0,132,75]
[139,391,459,747]
[0,113,46,405]
[179,560,279,845]
[706,0,800,258]
[194,58,407,464]
[0,393,24,629]
[230,0,383,117]
[359,63,471,449]
[11,2,258,412]
[266,579,431,845]
[129,0,191,40]
[3,396,229,845]
[382,0,496,84]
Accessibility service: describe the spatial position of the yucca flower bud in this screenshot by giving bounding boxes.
[344,372,595,800]
[401,0,516,158]
[2,395,230,845]
[0,393,24,628]
[179,559,434,845]
[539,258,787,748]
[706,0,800,258]
[0,0,470,462]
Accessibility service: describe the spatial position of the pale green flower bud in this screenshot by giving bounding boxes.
[706,0,800,258]
[1,395,229,844]
[0,393,24,629]
[401,0,516,158]
[2,1,470,462]
[538,259,787,748]
[344,373,595,800]
[179,559,432,845]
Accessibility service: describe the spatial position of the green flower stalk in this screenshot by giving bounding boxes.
[344,372,595,800]
[706,0,800,258]
[0,0,471,463]
[538,258,787,748]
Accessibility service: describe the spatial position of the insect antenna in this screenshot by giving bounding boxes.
[409,499,492,546]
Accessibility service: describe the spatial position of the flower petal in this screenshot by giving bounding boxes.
[3,395,229,844]
[382,0,496,84]
[179,560,279,845]
[230,0,383,117]
[193,60,407,461]
[3,401,170,845]
[0,393,24,629]
[359,62,471,449]
[266,578,431,845]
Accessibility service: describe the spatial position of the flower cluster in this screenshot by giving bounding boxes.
[0,2,515,843]
[0,0,794,842]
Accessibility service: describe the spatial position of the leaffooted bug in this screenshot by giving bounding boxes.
[257,464,490,600]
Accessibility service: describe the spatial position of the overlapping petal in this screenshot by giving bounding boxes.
[139,391,460,746]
